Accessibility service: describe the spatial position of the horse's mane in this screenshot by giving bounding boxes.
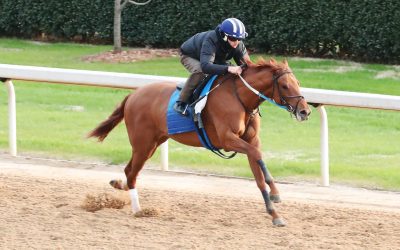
[245,57,288,73]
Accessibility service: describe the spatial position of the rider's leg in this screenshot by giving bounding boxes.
[174,54,204,116]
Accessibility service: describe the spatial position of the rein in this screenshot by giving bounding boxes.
[238,74,287,110]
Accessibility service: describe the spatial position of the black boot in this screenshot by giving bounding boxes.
[173,101,189,116]
[174,72,205,116]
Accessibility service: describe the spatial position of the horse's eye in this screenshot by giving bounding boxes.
[282,84,289,90]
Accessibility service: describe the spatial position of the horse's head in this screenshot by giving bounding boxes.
[244,58,311,122]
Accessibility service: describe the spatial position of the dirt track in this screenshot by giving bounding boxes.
[1,154,400,249]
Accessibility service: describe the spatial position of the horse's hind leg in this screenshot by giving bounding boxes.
[109,145,157,213]
[126,149,153,212]
[109,158,132,191]
[108,128,164,212]
[125,135,166,213]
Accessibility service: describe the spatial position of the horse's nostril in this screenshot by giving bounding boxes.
[299,109,311,118]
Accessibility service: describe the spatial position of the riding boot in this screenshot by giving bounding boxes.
[174,72,205,116]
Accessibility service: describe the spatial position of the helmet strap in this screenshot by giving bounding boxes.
[219,30,228,42]
[222,33,228,42]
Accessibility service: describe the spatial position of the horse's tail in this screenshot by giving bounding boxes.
[87,95,129,142]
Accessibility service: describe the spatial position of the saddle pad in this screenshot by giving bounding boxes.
[167,89,196,135]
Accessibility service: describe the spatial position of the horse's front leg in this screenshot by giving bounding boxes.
[256,159,281,203]
[243,128,281,203]
[220,134,286,226]
[247,156,285,227]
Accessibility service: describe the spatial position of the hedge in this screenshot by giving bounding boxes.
[0,0,399,63]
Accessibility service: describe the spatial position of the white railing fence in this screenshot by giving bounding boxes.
[1,64,400,186]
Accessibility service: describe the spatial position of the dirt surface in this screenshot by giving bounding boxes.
[1,154,400,249]
[82,48,179,63]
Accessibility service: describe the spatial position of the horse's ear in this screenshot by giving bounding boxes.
[269,58,277,65]
[282,58,289,66]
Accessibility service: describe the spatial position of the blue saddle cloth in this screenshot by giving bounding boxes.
[166,90,196,134]
[167,75,217,135]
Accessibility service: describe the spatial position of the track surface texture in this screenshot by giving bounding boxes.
[1,154,399,249]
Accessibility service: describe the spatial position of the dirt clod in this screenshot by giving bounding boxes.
[134,208,160,217]
[81,193,126,212]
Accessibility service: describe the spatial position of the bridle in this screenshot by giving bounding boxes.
[237,70,304,115]
[271,70,304,114]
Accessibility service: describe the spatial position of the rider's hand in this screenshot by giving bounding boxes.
[228,66,243,75]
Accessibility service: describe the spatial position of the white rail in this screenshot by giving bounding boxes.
[1,63,400,186]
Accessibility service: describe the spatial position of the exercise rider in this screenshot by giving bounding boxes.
[174,18,251,116]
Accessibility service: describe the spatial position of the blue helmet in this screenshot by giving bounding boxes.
[219,18,248,40]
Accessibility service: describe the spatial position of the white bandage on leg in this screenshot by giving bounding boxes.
[129,188,141,213]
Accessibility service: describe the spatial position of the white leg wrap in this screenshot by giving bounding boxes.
[129,189,141,213]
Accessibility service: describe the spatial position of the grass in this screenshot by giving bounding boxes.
[0,38,399,190]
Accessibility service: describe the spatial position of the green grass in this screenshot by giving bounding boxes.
[0,38,399,190]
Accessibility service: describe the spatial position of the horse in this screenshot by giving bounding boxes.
[88,58,311,227]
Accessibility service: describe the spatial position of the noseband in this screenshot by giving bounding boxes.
[271,71,304,114]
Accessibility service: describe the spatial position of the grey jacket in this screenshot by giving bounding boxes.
[180,27,247,75]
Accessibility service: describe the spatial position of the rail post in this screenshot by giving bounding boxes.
[2,78,17,156]
[317,105,329,186]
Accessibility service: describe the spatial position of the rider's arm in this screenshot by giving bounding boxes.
[199,38,229,75]
[229,43,250,75]
[242,53,252,65]
[233,43,250,66]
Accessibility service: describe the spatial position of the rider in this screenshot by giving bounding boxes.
[174,17,251,116]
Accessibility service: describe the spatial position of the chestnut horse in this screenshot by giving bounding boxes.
[88,58,311,226]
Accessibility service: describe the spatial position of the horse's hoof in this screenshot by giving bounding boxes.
[272,217,286,227]
[269,193,282,203]
[109,179,120,189]
[109,179,127,190]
